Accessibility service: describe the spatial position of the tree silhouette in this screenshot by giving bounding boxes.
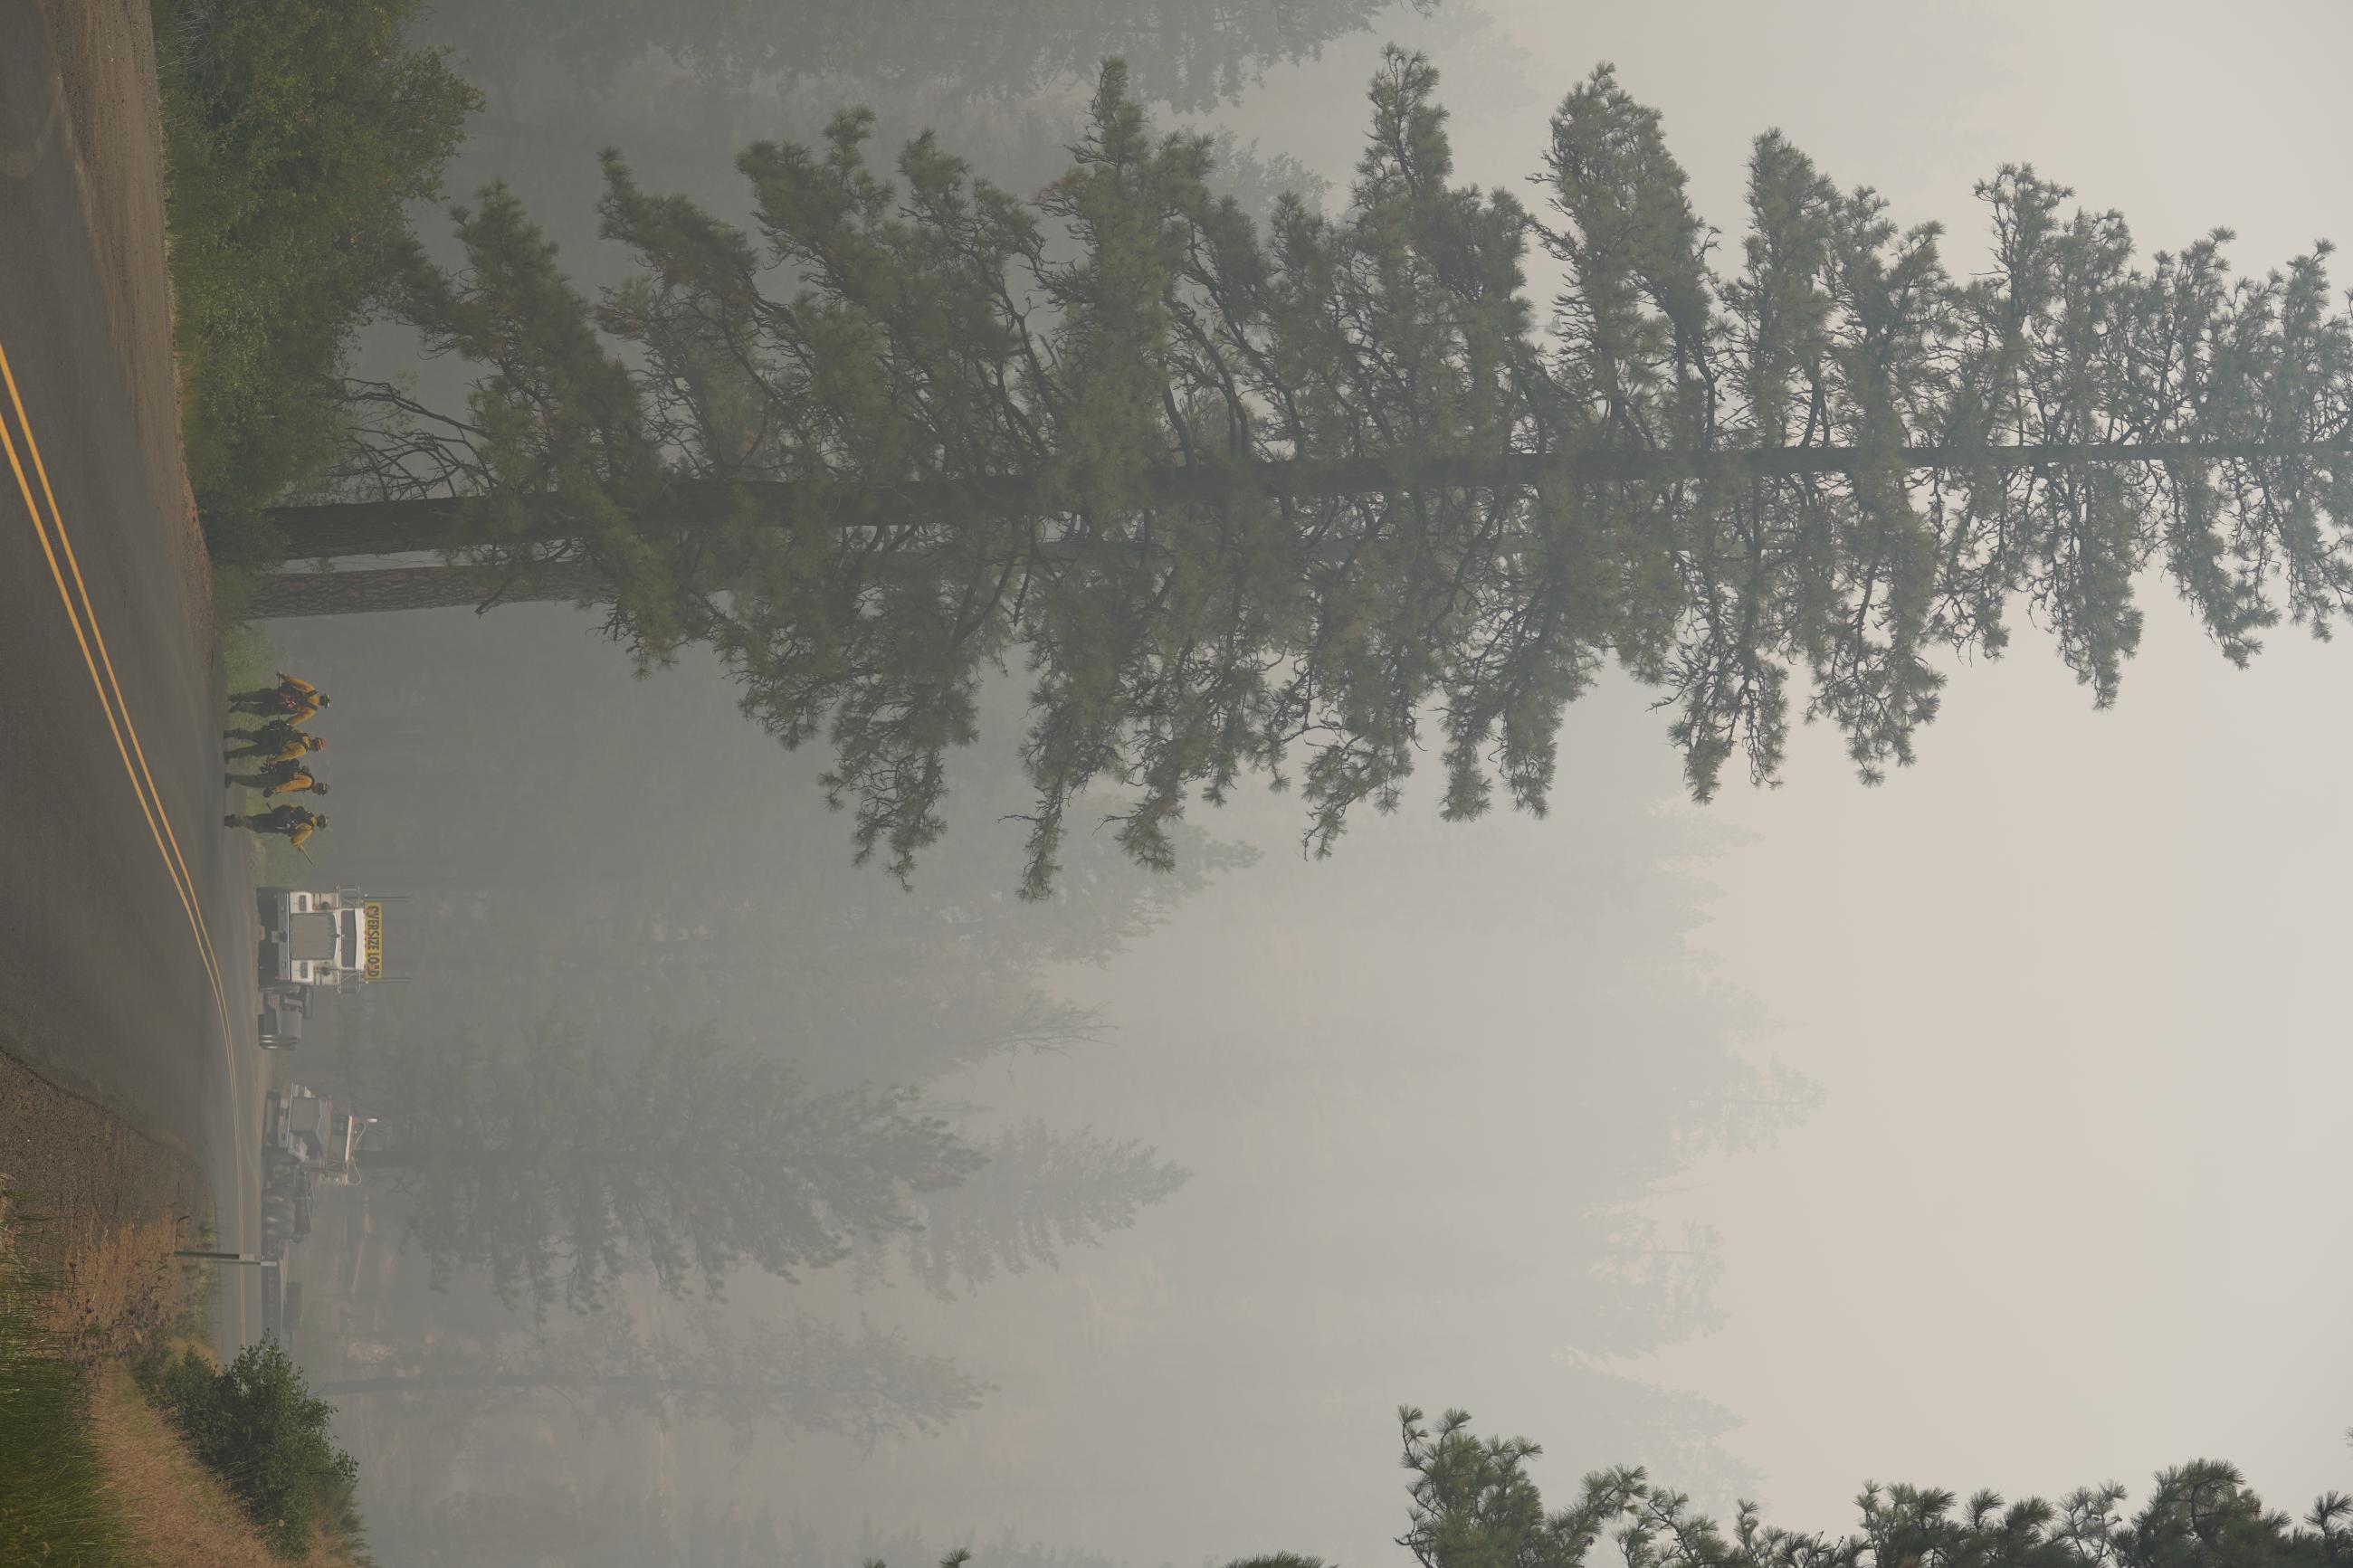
[1381,1410,2353,1568]
[901,1119,1189,1296]
[1197,1412,2353,1568]
[268,52,2350,891]
[424,0,1437,112]
[369,1020,981,1313]
[1577,1213,1725,1353]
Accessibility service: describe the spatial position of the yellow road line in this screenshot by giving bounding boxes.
[0,334,247,1209]
[0,340,230,1007]
[0,393,217,1010]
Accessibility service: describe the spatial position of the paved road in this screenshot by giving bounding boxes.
[0,3,262,1352]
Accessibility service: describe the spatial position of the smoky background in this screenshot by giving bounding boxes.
[261,4,2353,1564]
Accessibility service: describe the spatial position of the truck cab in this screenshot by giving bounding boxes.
[257,886,380,989]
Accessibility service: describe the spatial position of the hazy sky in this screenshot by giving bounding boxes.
[311,3,2353,1561]
[1387,0,2353,1536]
[878,1,2353,1553]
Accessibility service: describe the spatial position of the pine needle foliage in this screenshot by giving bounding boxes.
[297,52,2353,892]
[1386,1410,2352,1568]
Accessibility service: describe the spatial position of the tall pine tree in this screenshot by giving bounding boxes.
[272,52,2353,891]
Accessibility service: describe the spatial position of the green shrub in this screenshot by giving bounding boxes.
[137,1340,360,1560]
[153,0,479,524]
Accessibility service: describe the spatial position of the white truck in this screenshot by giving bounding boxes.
[262,1085,376,1259]
[256,886,384,991]
[267,1084,375,1187]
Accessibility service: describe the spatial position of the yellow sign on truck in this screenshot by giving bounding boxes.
[363,901,385,980]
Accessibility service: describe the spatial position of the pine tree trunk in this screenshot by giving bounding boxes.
[249,561,609,618]
[256,442,2347,564]
[315,1372,563,1395]
[313,1372,719,1396]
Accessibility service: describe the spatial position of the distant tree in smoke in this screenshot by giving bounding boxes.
[372,1484,786,1568]
[315,1304,983,1443]
[1579,1212,1725,1352]
[424,0,1443,112]
[902,1119,1191,1296]
[369,1019,981,1312]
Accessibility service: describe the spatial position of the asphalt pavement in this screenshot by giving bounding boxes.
[0,2,262,1353]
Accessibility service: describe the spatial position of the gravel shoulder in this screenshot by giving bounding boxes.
[0,1046,208,1273]
[30,0,212,652]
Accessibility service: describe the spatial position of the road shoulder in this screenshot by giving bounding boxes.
[29,0,213,654]
[0,1043,208,1274]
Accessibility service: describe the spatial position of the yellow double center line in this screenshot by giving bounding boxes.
[0,333,243,1101]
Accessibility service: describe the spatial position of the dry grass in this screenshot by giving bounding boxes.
[41,1213,206,1365]
[90,1363,366,1568]
[0,1048,210,1284]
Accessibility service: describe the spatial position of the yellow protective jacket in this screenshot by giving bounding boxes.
[287,824,316,851]
[263,739,311,765]
[284,699,321,725]
[277,673,318,696]
[263,771,319,796]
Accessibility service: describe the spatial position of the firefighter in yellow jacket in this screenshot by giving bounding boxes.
[261,766,328,798]
[226,761,329,797]
[224,730,326,764]
[224,713,316,746]
[230,672,333,717]
[225,805,326,849]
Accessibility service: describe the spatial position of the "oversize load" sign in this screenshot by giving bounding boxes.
[363,901,385,980]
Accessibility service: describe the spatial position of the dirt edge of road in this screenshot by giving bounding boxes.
[31,0,214,656]
[0,1041,208,1274]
